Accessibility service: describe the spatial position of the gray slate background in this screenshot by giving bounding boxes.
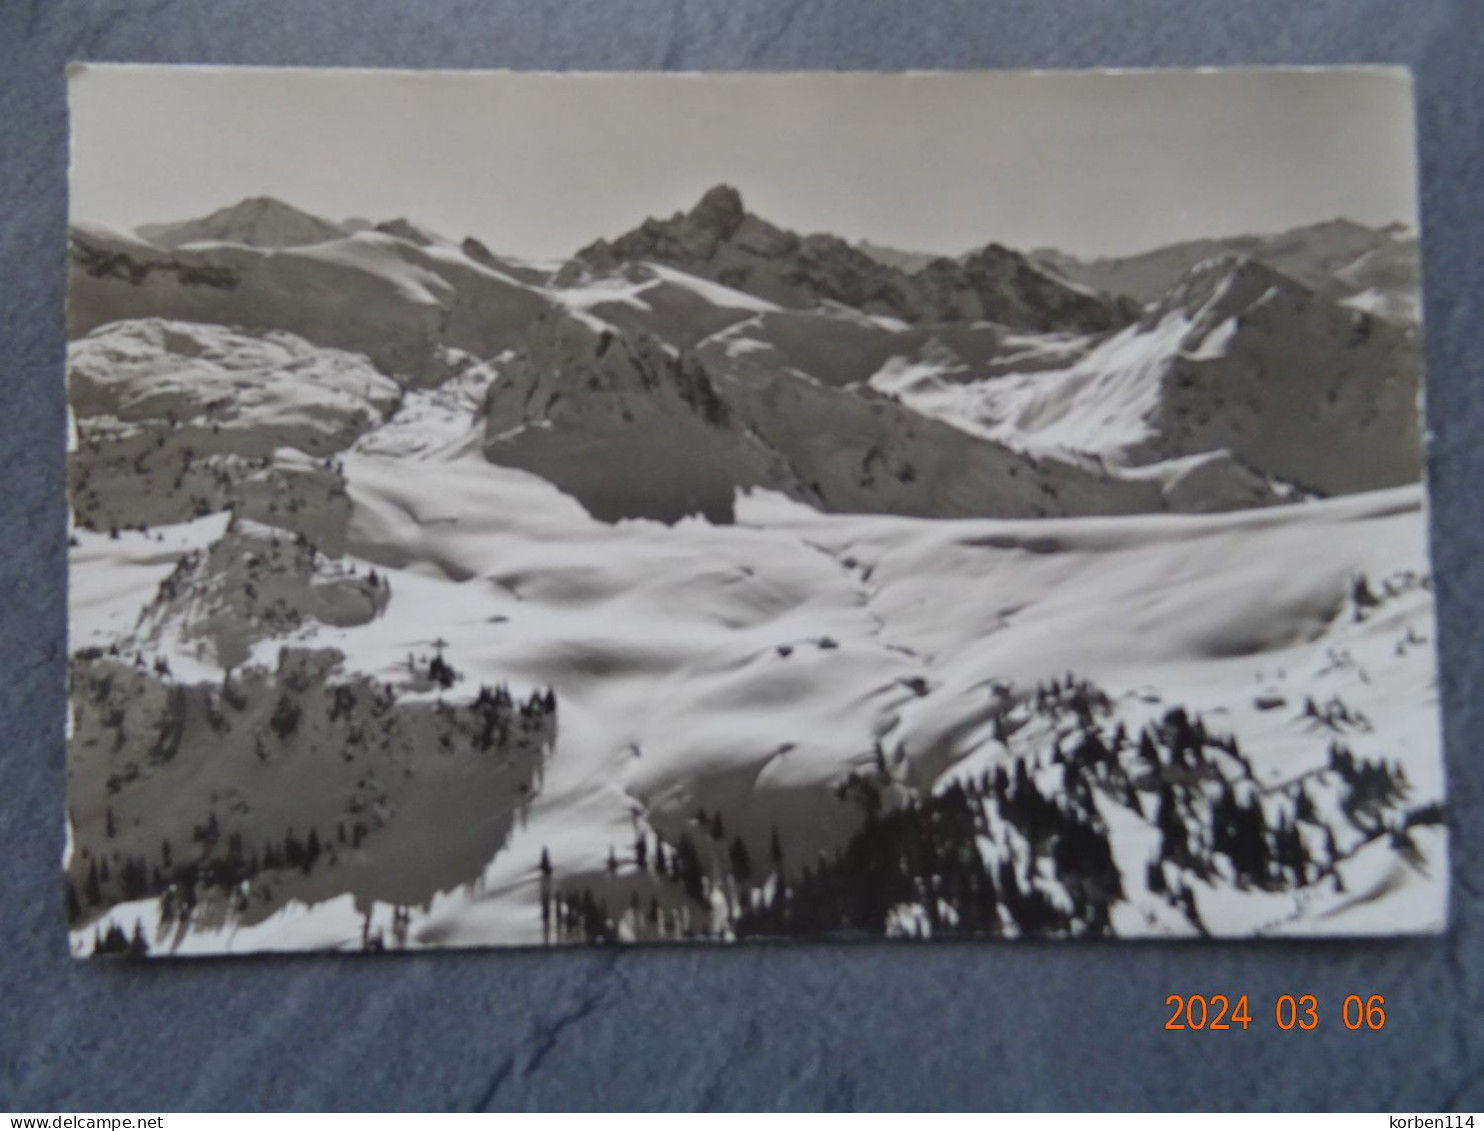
[1,0,1480,1112]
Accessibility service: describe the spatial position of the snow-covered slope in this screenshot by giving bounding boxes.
[70,446,1444,952]
[68,319,396,539]
[874,256,1423,497]
[477,303,1255,524]
[363,476,1447,946]
[69,223,555,385]
[65,196,1440,956]
[69,318,401,445]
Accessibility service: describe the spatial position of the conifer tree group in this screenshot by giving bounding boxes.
[69,649,560,937]
[541,672,1424,947]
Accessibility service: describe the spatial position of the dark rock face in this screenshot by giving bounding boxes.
[373,218,436,246]
[574,186,1136,335]
[917,244,1142,331]
[690,184,746,240]
[73,233,240,291]
[482,312,800,525]
[461,236,499,267]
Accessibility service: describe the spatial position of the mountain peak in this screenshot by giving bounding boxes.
[1150,253,1310,329]
[190,196,326,228]
[137,197,347,251]
[235,195,297,212]
[689,185,746,239]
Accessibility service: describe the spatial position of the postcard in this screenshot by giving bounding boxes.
[64,65,1443,955]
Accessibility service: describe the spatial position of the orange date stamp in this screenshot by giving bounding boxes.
[1164,993,1388,1031]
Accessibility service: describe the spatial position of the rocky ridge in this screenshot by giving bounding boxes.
[574,185,1138,334]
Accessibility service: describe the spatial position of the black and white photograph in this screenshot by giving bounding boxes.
[63,64,1444,956]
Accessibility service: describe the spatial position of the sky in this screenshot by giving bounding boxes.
[68,65,1420,262]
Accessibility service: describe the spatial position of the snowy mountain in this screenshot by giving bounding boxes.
[64,192,1441,956]
[68,318,397,542]
[880,255,1423,496]
[478,300,1198,524]
[70,220,555,386]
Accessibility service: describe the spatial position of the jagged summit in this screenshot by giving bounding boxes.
[918,242,1141,330]
[137,196,349,250]
[688,184,746,239]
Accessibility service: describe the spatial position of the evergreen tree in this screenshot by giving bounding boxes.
[675,834,706,903]
[729,836,752,885]
[1294,784,1316,823]
[1156,784,1188,864]
[1146,857,1166,894]
[1138,727,1160,768]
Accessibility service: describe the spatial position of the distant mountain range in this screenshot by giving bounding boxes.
[852,218,1422,328]
[69,186,1423,531]
[1029,218,1421,325]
